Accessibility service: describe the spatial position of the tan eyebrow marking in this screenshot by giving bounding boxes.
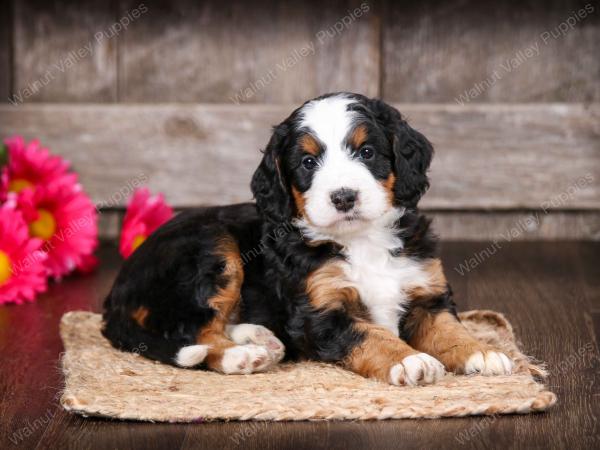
[300,134,321,155]
[350,124,368,149]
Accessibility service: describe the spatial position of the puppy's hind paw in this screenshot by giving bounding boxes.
[220,344,275,374]
[226,323,285,362]
[175,344,209,368]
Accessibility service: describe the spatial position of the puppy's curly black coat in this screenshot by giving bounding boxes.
[103,93,512,385]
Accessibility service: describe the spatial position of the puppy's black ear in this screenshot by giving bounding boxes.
[251,123,293,224]
[368,99,433,208]
[392,121,433,208]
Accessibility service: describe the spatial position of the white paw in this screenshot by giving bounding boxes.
[465,351,513,375]
[389,353,446,386]
[226,323,285,362]
[175,344,209,367]
[220,344,277,374]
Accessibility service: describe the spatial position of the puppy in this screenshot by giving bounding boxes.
[102,93,512,385]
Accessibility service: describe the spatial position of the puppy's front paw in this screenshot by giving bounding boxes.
[465,350,513,375]
[389,353,446,386]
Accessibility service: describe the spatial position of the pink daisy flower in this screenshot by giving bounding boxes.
[17,180,99,279]
[120,188,174,258]
[3,135,76,195]
[0,142,9,203]
[0,165,8,204]
[75,253,99,275]
[0,201,48,305]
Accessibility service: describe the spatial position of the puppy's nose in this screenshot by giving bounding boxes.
[330,188,358,212]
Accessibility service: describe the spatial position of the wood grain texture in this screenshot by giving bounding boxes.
[429,210,600,241]
[0,103,598,210]
[0,242,598,449]
[382,0,600,103]
[90,210,600,242]
[119,0,379,103]
[402,103,600,209]
[11,0,117,103]
[98,210,122,241]
[0,0,11,102]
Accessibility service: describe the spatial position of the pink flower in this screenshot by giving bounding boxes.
[76,253,99,275]
[2,135,75,195]
[0,166,8,204]
[0,200,48,305]
[17,179,99,279]
[120,188,174,258]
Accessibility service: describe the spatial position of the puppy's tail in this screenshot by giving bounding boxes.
[101,311,209,369]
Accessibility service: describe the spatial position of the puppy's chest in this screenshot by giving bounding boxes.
[340,240,429,335]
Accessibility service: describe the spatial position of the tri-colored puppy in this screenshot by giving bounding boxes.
[103,93,512,385]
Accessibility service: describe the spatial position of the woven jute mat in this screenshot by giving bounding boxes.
[60,310,556,422]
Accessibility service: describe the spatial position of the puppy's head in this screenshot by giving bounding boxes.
[251,93,433,235]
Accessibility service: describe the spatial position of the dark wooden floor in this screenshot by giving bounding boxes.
[0,241,598,450]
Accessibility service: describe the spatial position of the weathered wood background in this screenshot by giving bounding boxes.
[0,0,599,240]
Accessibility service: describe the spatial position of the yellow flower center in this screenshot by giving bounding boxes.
[0,250,12,286]
[132,235,146,252]
[29,209,57,241]
[8,178,34,193]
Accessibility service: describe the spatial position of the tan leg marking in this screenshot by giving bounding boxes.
[194,237,283,374]
[405,259,483,372]
[196,236,243,371]
[407,311,487,373]
[406,258,512,374]
[407,308,513,375]
[345,322,445,385]
[131,306,149,328]
[345,322,417,382]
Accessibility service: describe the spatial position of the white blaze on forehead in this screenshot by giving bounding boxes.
[299,95,357,149]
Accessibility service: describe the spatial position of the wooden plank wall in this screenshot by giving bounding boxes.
[118,0,381,102]
[0,0,11,100]
[1,0,599,240]
[12,0,118,102]
[10,0,597,104]
[1,103,598,209]
[382,0,600,102]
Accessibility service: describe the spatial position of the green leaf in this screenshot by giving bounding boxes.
[0,143,7,168]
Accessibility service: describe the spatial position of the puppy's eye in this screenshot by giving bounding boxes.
[302,156,318,170]
[359,146,374,160]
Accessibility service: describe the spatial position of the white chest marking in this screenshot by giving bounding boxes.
[297,209,431,336]
[339,228,430,336]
